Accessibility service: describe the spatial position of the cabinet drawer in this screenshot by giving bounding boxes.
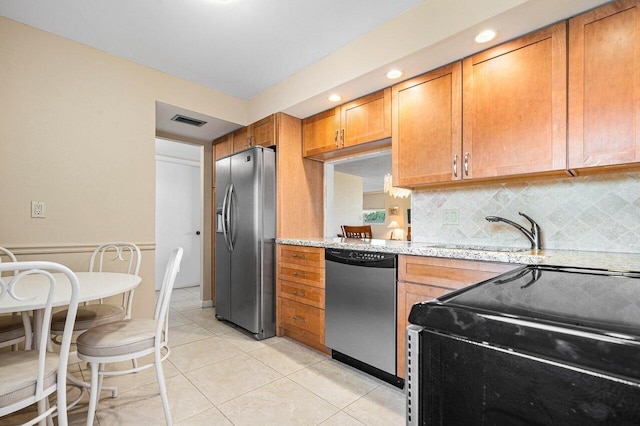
[278,279,324,309]
[398,255,516,289]
[279,298,324,342]
[277,263,324,288]
[277,245,324,268]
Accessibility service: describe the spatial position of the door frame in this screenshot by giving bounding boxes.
[155,135,213,307]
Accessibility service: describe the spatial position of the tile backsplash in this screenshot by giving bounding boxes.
[411,172,640,253]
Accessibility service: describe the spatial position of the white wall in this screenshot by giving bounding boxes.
[331,172,363,237]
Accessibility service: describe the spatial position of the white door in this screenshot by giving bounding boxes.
[155,139,202,290]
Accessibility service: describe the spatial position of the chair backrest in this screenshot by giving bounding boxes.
[89,242,142,275]
[342,225,373,239]
[0,247,18,277]
[154,248,183,344]
[0,261,79,411]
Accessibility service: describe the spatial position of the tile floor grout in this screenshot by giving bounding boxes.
[0,286,406,425]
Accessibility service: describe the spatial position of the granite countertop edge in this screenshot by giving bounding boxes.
[276,238,640,272]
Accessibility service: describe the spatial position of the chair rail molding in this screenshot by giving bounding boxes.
[3,242,156,256]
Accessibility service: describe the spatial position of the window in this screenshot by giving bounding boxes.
[363,209,385,224]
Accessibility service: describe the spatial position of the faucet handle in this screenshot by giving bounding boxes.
[518,212,539,229]
[519,212,542,250]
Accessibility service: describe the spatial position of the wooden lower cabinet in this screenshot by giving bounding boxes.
[276,245,329,354]
[279,298,325,344]
[396,255,517,378]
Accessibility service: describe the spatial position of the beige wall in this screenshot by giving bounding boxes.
[0,18,245,317]
[331,172,363,237]
[363,192,410,240]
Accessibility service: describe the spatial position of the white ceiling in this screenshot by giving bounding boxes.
[0,0,612,142]
[333,150,391,193]
[0,0,420,100]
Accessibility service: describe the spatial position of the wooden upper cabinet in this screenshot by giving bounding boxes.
[232,126,249,154]
[568,0,640,170]
[462,22,567,180]
[303,89,391,158]
[302,107,341,157]
[213,133,233,161]
[341,88,391,148]
[392,62,462,187]
[248,114,277,148]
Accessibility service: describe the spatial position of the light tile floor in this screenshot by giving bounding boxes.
[0,286,406,425]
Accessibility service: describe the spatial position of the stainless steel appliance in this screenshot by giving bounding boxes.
[215,147,276,340]
[406,265,640,425]
[325,249,401,387]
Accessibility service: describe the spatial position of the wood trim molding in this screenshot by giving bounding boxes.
[3,242,156,256]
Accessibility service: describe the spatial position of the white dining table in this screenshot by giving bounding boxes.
[0,272,141,314]
[0,271,142,408]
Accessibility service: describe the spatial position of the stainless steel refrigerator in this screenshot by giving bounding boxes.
[214,146,276,340]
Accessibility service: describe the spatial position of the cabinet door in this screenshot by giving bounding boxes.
[396,255,517,379]
[397,281,451,379]
[232,127,249,153]
[463,22,567,179]
[214,134,232,161]
[341,88,391,148]
[568,0,640,169]
[392,62,462,186]
[302,107,341,157]
[249,114,277,148]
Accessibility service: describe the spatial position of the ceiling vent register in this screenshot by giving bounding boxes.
[170,114,207,127]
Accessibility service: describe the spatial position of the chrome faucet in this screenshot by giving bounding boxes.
[485,212,542,250]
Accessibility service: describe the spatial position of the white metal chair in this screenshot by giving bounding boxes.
[50,243,141,343]
[77,247,183,426]
[0,247,32,351]
[0,261,80,426]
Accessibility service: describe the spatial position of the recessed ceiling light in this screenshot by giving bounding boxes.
[386,69,403,80]
[475,29,497,43]
[328,94,342,102]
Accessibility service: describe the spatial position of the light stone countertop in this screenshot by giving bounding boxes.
[276,237,640,272]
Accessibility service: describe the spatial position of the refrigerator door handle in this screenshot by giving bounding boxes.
[221,184,232,252]
[227,184,235,252]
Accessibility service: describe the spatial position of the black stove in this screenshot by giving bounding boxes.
[406,265,640,425]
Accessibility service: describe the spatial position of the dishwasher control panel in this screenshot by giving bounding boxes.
[325,249,396,267]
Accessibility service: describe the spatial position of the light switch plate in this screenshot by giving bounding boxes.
[443,209,459,225]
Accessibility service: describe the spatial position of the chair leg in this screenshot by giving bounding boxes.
[56,379,69,426]
[37,398,47,426]
[154,351,172,426]
[97,363,106,399]
[86,362,100,426]
[45,398,54,426]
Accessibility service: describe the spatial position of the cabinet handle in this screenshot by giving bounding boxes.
[464,153,469,176]
[292,290,307,297]
[292,254,306,259]
[292,315,306,323]
[453,154,458,177]
[292,272,306,278]
[334,130,339,148]
[248,136,253,147]
[340,129,344,147]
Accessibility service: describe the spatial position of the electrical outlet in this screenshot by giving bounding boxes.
[31,201,45,218]
[443,209,459,225]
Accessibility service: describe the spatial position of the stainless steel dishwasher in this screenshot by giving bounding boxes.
[325,248,402,387]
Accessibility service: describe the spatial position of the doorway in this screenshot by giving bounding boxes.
[155,138,203,291]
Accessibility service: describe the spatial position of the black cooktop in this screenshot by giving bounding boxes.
[408,265,640,382]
